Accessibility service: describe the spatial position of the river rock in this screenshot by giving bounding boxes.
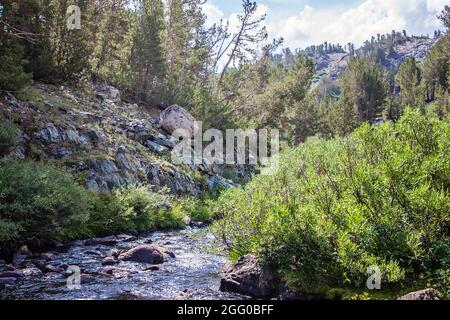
[159,105,198,136]
[398,288,440,300]
[17,245,31,257]
[0,277,17,286]
[219,254,279,298]
[102,257,119,266]
[21,267,43,277]
[80,274,96,285]
[118,245,166,264]
[0,271,25,279]
[43,264,64,273]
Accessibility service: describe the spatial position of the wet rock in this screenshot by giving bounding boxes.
[44,265,64,273]
[159,104,198,136]
[84,250,103,257]
[4,265,16,271]
[40,253,55,261]
[80,274,96,285]
[20,267,43,277]
[17,245,31,257]
[144,265,161,272]
[118,245,166,264]
[398,289,440,300]
[106,249,121,259]
[153,245,176,259]
[220,254,279,298]
[0,271,24,279]
[102,257,119,266]
[0,277,17,285]
[100,267,133,278]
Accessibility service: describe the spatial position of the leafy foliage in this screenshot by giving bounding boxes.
[0,161,93,247]
[213,110,450,295]
[0,121,20,156]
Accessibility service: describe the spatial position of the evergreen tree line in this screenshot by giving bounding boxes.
[0,1,449,143]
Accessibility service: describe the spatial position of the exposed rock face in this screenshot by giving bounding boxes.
[309,37,439,85]
[159,104,198,136]
[220,254,279,298]
[2,84,254,196]
[398,289,440,300]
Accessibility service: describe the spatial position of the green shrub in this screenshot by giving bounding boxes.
[213,109,450,296]
[0,121,20,157]
[0,161,94,247]
[176,197,213,222]
[111,185,183,231]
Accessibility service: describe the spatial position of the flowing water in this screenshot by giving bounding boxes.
[0,227,246,300]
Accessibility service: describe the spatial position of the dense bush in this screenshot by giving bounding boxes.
[0,161,191,248]
[0,121,20,156]
[213,109,450,296]
[0,161,94,248]
[74,184,189,237]
[0,39,33,91]
[109,185,184,231]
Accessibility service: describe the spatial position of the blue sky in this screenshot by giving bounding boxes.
[203,0,447,50]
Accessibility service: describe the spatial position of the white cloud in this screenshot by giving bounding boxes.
[267,0,447,49]
[203,3,224,28]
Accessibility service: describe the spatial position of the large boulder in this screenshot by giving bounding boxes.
[94,84,121,103]
[118,244,173,264]
[398,288,440,300]
[159,105,198,136]
[220,254,279,298]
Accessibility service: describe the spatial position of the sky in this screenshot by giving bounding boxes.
[202,0,448,50]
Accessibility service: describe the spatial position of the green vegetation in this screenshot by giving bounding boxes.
[0,161,205,249]
[0,161,93,247]
[213,109,450,297]
[0,121,20,156]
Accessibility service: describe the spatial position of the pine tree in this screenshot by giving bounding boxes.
[339,57,386,124]
[396,57,424,110]
[129,0,167,102]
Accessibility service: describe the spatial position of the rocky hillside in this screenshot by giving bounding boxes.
[0,83,252,196]
[310,36,439,85]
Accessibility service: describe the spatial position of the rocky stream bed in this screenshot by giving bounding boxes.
[0,227,247,300]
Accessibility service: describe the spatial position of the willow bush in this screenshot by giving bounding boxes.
[213,109,450,296]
